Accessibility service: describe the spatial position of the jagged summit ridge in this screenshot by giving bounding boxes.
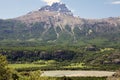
[12,2,120,43]
[39,3,73,16]
[16,2,81,26]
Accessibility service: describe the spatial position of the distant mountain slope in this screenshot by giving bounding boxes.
[0,3,120,46]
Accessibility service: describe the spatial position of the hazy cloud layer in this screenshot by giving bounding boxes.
[42,0,61,5]
[111,0,120,4]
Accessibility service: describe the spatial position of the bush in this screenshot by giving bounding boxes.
[0,54,13,80]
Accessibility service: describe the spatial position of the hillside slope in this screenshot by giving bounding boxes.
[0,3,120,46]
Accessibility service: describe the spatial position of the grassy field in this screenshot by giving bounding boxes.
[8,63,46,69]
[63,63,85,68]
[8,60,86,71]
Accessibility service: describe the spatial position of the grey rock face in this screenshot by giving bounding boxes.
[39,3,73,16]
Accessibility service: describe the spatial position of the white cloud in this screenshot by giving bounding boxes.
[42,0,61,5]
[111,0,120,4]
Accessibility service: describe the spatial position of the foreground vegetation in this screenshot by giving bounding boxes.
[0,54,108,80]
[0,45,120,80]
[0,45,119,71]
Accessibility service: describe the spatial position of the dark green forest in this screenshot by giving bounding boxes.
[0,45,120,71]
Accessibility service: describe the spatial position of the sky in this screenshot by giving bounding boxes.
[0,0,120,19]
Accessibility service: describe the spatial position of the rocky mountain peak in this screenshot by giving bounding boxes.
[39,2,73,16]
